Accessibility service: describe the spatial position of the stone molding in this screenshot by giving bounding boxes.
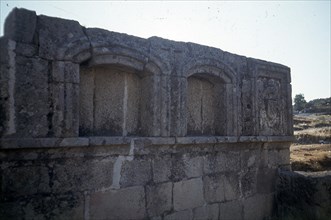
[0,136,295,149]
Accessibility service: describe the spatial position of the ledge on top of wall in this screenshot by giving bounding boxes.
[0,136,295,149]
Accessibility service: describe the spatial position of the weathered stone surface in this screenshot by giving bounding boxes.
[204,151,240,174]
[257,168,277,194]
[14,56,49,137]
[276,170,331,220]
[152,155,172,183]
[240,169,257,197]
[219,200,242,220]
[15,42,38,57]
[164,210,193,220]
[51,157,115,192]
[52,61,79,83]
[0,193,84,220]
[120,157,152,187]
[187,76,227,136]
[2,165,50,196]
[146,182,173,217]
[90,186,146,220]
[169,76,187,136]
[204,173,240,203]
[268,147,291,168]
[4,8,37,43]
[173,178,204,211]
[38,15,90,60]
[243,194,274,220]
[193,204,219,220]
[183,154,204,178]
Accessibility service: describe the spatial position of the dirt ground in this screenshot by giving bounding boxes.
[291,114,331,171]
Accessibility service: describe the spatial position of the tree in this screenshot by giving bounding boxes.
[294,94,307,112]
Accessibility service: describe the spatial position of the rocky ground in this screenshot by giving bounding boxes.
[291,113,331,171]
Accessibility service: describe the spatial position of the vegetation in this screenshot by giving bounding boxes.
[305,97,331,114]
[293,94,307,112]
[293,94,331,114]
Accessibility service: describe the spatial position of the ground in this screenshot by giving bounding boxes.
[291,113,331,171]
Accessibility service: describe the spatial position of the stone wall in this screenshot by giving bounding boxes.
[276,170,331,220]
[0,8,294,220]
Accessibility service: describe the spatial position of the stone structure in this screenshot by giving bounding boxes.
[277,170,331,219]
[0,8,294,220]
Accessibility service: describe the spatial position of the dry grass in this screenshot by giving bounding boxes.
[291,114,331,171]
[291,144,331,171]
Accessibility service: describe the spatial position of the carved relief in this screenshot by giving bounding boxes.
[257,77,283,135]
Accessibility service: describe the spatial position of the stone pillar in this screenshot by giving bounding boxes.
[51,61,80,137]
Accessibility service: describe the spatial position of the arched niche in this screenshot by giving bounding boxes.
[185,64,236,136]
[79,54,160,137]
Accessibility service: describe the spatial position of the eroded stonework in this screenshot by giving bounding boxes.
[0,8,294,220]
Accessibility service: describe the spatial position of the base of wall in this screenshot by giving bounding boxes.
[0,138,291,220]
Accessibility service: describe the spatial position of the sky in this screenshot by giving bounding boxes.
[0,1,330,101]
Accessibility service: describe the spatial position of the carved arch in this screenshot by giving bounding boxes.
[78,45,167,137]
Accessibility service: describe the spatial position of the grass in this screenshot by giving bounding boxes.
[291,113,331,171]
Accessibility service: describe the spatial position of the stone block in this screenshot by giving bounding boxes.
[219,200,242,220]
[193,204,219,220]
[204,173,240,203]
[1,192,84,220]
[93,67,124,135]
[2,165,50,196]
[257,168,277,194]
[240,169,257,197]
[4,8,37,43]
[241,148,260,169]
[152,155,172,183]
[169,76,187,136]
[173,178,204,211]
[52,157,115,192]
[204,175,225,203]
[87,28,149,54]
[187,76,227,136]
[160,75,171,136]
[15,42,38,57]
[51,83,65,137]
[52,61,79,83]
[140,75,161,136]
[125,71,142,136]
[89,186,146,220]
[146,182,173,217]
[170,154,187,181]
[51,80,80,137]
[164,210,193,220]
[275,148,290,167]
[243,194,274,220]
[63,83,79,137]
[204,151,240,174]
[120,158,152,187]
[38,15,90,60]
[79,66,94,136]
[14,56,49,138]
[183,154,204,178]
[224,173,240,201]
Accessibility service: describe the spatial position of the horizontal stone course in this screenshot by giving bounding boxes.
[0,136,294,149]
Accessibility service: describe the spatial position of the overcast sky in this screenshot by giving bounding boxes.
[1,1,330,101]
